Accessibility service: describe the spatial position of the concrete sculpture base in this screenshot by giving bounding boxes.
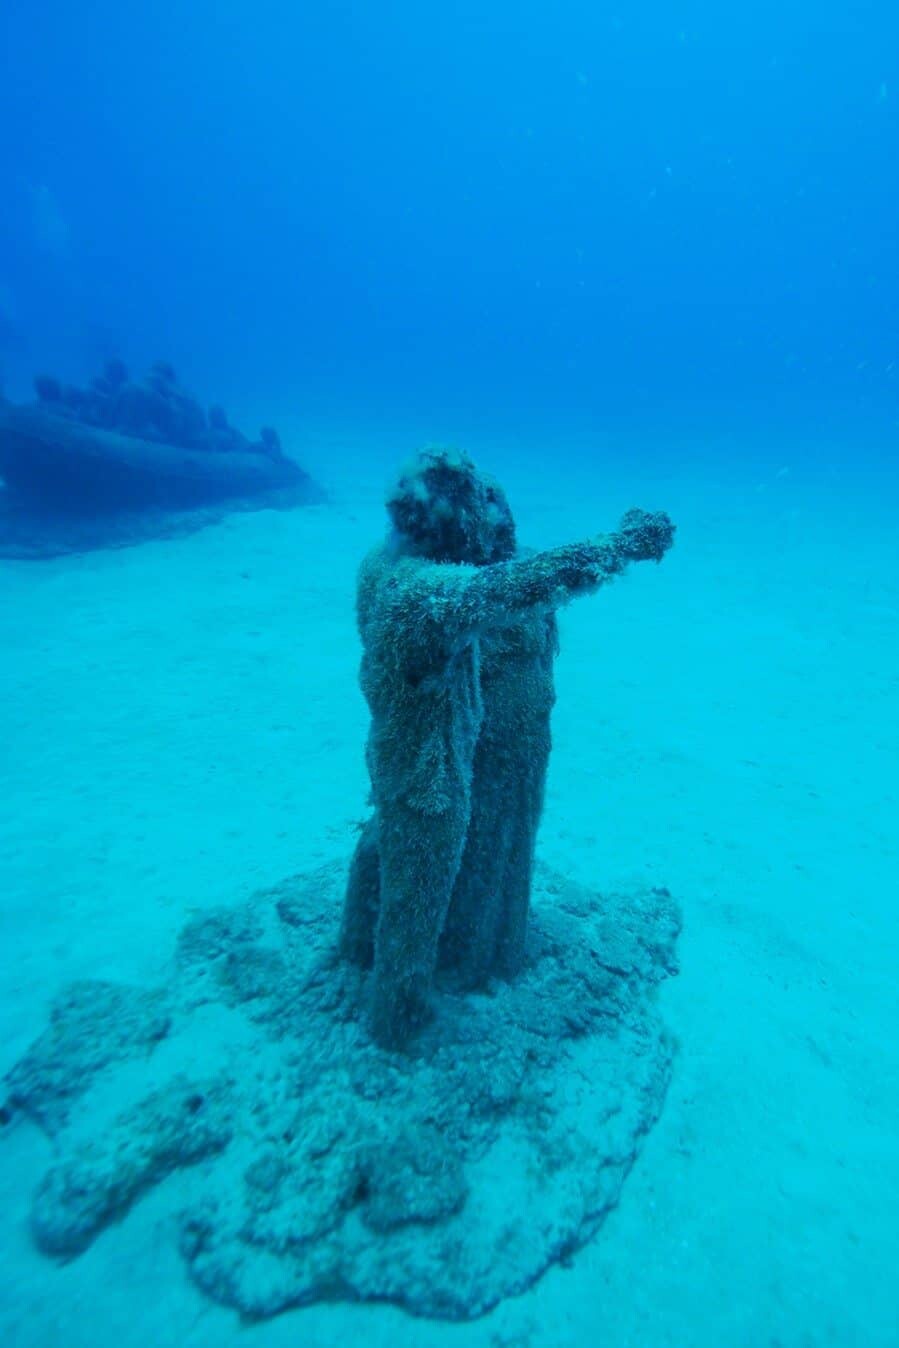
[3,858,680,1321]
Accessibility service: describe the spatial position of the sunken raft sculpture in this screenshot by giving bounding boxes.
[1,449,681,1320]
[0,358,323,556]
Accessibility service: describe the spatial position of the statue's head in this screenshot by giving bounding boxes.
[386,448,516,565]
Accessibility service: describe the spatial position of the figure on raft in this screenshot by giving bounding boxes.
[33,357,283,458]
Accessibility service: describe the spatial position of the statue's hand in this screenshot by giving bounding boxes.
[615,508,676,563]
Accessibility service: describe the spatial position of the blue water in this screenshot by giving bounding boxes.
[2,1,897,447]
[1,3,898,1345]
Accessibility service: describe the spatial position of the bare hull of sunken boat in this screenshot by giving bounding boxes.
[0,404,321,512]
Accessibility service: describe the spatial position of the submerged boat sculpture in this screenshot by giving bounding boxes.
[0,360,323,553]
[0,403,314,511]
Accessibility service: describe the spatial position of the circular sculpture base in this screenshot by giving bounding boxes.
[3,860,680,1321]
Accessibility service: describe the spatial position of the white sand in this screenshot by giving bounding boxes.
[1,444,897,1346]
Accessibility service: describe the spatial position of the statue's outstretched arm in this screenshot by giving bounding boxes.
[473,507,675,617]
[390,509,675,665]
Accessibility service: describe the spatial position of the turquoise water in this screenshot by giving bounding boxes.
[2,3,898,1345]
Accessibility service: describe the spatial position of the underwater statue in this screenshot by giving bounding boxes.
[340,448,676,1048]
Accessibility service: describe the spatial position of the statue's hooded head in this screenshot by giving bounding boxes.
[386,448,516,565]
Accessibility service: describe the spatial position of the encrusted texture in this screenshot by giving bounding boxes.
[2,859,679,1320]
[340,448,676,1049]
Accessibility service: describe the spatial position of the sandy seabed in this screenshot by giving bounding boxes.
[1,439,897,1347]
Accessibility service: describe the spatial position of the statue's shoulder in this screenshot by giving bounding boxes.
[356,546,390,620]
[357,542,415,595]
[356,543,421,627]
[357,544,390,586]
[357,543,476,643]
[358,541,453,596]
